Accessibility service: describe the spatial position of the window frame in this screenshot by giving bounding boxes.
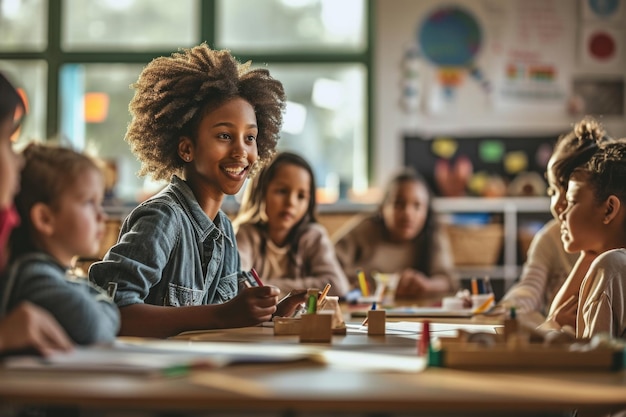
[0,0,374,186]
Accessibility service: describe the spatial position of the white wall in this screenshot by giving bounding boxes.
[373,0,626,187]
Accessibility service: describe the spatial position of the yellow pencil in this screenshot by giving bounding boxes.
[357,269,369,296]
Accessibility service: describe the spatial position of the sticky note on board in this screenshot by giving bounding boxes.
[479,140,504,163]
[431,137,458,159]
[504,151,528,174]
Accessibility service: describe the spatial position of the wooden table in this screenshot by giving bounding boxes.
[1,323,625,417]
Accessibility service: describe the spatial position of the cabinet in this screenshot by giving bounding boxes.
[433,197,551,292]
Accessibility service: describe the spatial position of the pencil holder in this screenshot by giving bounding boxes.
[318,295,347,334]
[367,310,386,336]
[471,293,495,314]
[299,312,332,343]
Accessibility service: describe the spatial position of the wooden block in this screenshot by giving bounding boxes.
[273,317,302,336]
[438,339,619,370]
[299,313,332,343]
[367,310,386,335]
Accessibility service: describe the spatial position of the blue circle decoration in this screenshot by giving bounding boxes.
[589,0,619,17]
[417,6,482,67]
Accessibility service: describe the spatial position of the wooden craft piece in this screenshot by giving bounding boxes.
[367,310,386,336]
[299,313,332,343]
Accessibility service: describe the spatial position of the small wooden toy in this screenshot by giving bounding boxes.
[367,310,386,336]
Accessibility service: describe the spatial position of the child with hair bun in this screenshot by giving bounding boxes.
[90,44,304,338]
[542,137,626,339]
[498,117,611,318]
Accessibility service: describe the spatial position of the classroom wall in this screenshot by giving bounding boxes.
[373,0,626,188]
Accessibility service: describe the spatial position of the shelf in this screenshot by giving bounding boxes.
[433,197,551,289]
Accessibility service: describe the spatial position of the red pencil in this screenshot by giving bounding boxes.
[250,268,264,287]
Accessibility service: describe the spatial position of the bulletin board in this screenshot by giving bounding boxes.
[404,134,560,196]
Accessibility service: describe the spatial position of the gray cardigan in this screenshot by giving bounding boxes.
[0,252,120,345]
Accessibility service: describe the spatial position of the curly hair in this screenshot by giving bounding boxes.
[126,43,286,181]
[551,116,611,190]
[581,140,626,204]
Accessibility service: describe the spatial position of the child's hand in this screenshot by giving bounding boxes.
[0,302,74,356]
[274,289,308,318]
[222,286,280,327]
[395,269,428,298]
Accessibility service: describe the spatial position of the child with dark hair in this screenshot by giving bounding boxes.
[333,168,458,299]
[542,138,626,339]
[2,143,120,345]
[0,72,73,355]
[498,117,610,317]
[233,152,350,297]
[90,44,303,338]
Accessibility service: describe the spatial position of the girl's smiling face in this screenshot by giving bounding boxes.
[182,97,259,199]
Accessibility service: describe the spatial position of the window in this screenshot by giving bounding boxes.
[0,0,370,204]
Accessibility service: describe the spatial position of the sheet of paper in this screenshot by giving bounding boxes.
[347,321,501,339]
[351,307,474,318]
[2,339,322,375]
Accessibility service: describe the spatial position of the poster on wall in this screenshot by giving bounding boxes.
[582,0,624,23]
[490,0,575,111]
[410,0,576,116]
[579,26,624,69]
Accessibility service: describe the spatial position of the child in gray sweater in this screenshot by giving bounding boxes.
[1,143,119,345]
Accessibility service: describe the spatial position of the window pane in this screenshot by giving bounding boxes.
[62,0,199,51]
[0,60,47,145]
[59,64,146,203]
[217,0,366,53]
[268,64,368,201]
[0,0,47,51]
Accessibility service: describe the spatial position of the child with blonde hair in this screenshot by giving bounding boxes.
[2,143,119,345]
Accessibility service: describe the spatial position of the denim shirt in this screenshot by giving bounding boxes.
[90,176,247,308]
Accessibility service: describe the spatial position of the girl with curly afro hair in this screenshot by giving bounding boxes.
[90,44,305,338]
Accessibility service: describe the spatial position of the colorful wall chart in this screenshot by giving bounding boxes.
[416,6,490,100]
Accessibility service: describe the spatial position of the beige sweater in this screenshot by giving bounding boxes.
[236,222,350,297]
[575,248,626,339]
[332,214,458,292]
[500,219,578,316]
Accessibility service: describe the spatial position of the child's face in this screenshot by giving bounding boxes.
[559,171,606,254]
[46,168,106,265]
[264,163,311,237]
[0,116,21,209]
[382,180,429,242]
[546,154,567,220]
[188,97,258,197]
